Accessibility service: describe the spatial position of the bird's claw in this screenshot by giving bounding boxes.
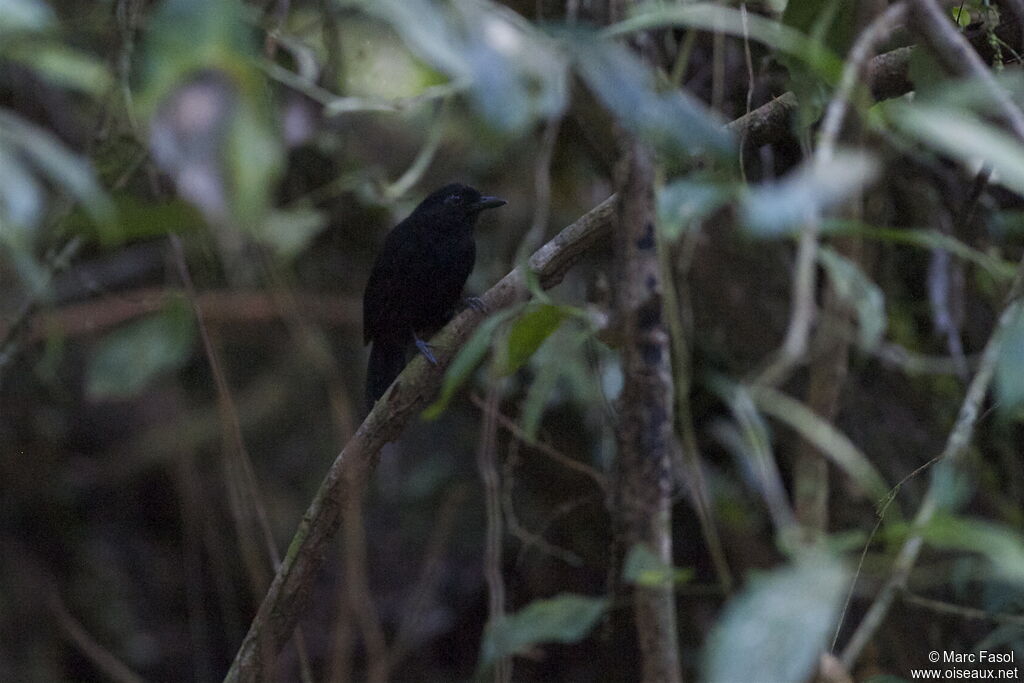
[414,335,438,365]
[465,296,488,314]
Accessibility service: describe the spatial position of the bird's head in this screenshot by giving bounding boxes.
[417,183,506,220]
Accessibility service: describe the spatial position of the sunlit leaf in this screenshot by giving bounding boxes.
[887,103,1024,197]
[623,544,694,587]
[741,151,878,236]
[996,305,1024,415]
[569,35,733,159]
[818,246,886,350]
[498,302,572,376]
[86,299,197,400]
[657,178,733,240]
[423,308,517,419]
[479,593,607,668]
[703,553,848,683]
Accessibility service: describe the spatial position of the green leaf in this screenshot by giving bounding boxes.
[354,0,567,134]
[818,246,886,350]
[225,98,285,226]
[5,43,112,94]
[139,0,258,113]
[825,220,1018,281]
[0,143,43,230]
[751,385,893,509]
[656,179,732,240]
[139,0,283,227]
[256,208,327,260]
[887,103,1024,197]
[86,299,197,400]
[499,303,572,376]
[623,544,694,587]
[568,34,733,159]
[0,0,54,33]
[995,305,1024,415]
[702,553,848,683]
[741,150,878,236]
[0,110,114,228]
[520,351,562,441]
[607,3,843,83]
[479,594,607,668]
[921,515,1024,583]
[422,308,516,419]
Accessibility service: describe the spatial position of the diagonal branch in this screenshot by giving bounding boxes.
[223,195,617,682]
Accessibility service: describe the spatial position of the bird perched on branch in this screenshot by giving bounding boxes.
[363,183,506,407]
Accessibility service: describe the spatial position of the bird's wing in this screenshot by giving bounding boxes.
[362,224,412,344]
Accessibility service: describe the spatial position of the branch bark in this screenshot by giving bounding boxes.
[612,138,682,683]
[223,195,617,682]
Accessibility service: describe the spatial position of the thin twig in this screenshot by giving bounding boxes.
[49,593,147,683]
[470,393,607,493]
[840,253,1024,667]
[753,2,909,390]
[477,386,510,683]
[224,195,618,681]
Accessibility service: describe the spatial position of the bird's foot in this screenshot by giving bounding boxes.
[414,334,438,365]
[465,296,488,314]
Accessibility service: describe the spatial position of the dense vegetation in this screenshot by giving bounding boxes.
[2,0,1024,681]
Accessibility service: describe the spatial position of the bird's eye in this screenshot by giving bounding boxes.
[444,193,462,205]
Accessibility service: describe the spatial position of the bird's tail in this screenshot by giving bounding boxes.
[366,340,407,408]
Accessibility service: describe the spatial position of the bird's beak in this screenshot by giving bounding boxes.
[473,196,507,211]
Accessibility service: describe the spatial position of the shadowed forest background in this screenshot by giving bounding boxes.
[3,0,1024,681]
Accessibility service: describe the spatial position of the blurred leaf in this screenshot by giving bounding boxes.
[140,0,283,227]
[569,35,733,159]
[5,43,111,94]
[782,0,854,54]
[779,0,850,129]
[607,3,842,83]
[818,246,886,350]
[479,593,607,668]
[256,208,327,259]
[995,305,1024,415]
[825,220,1018,281]
[0,110,114,229]
[354,0,567,134]
[86,299,196,400]
[498,302,572,376]
[139,0,257,112]
[741,151,878,236]
[520,350,562,440]
[423,308,516,419]
[751,385,893,508]
[657,179,733,240]
[0,142,43,231]
[887,103,1024,196]
[702,553,848,683]
[922,515,1024,583]
[623,544,694,587]
[224,96,285,225]
[0,0,54,33]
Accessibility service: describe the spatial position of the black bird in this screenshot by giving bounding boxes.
[363,183,506,407]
